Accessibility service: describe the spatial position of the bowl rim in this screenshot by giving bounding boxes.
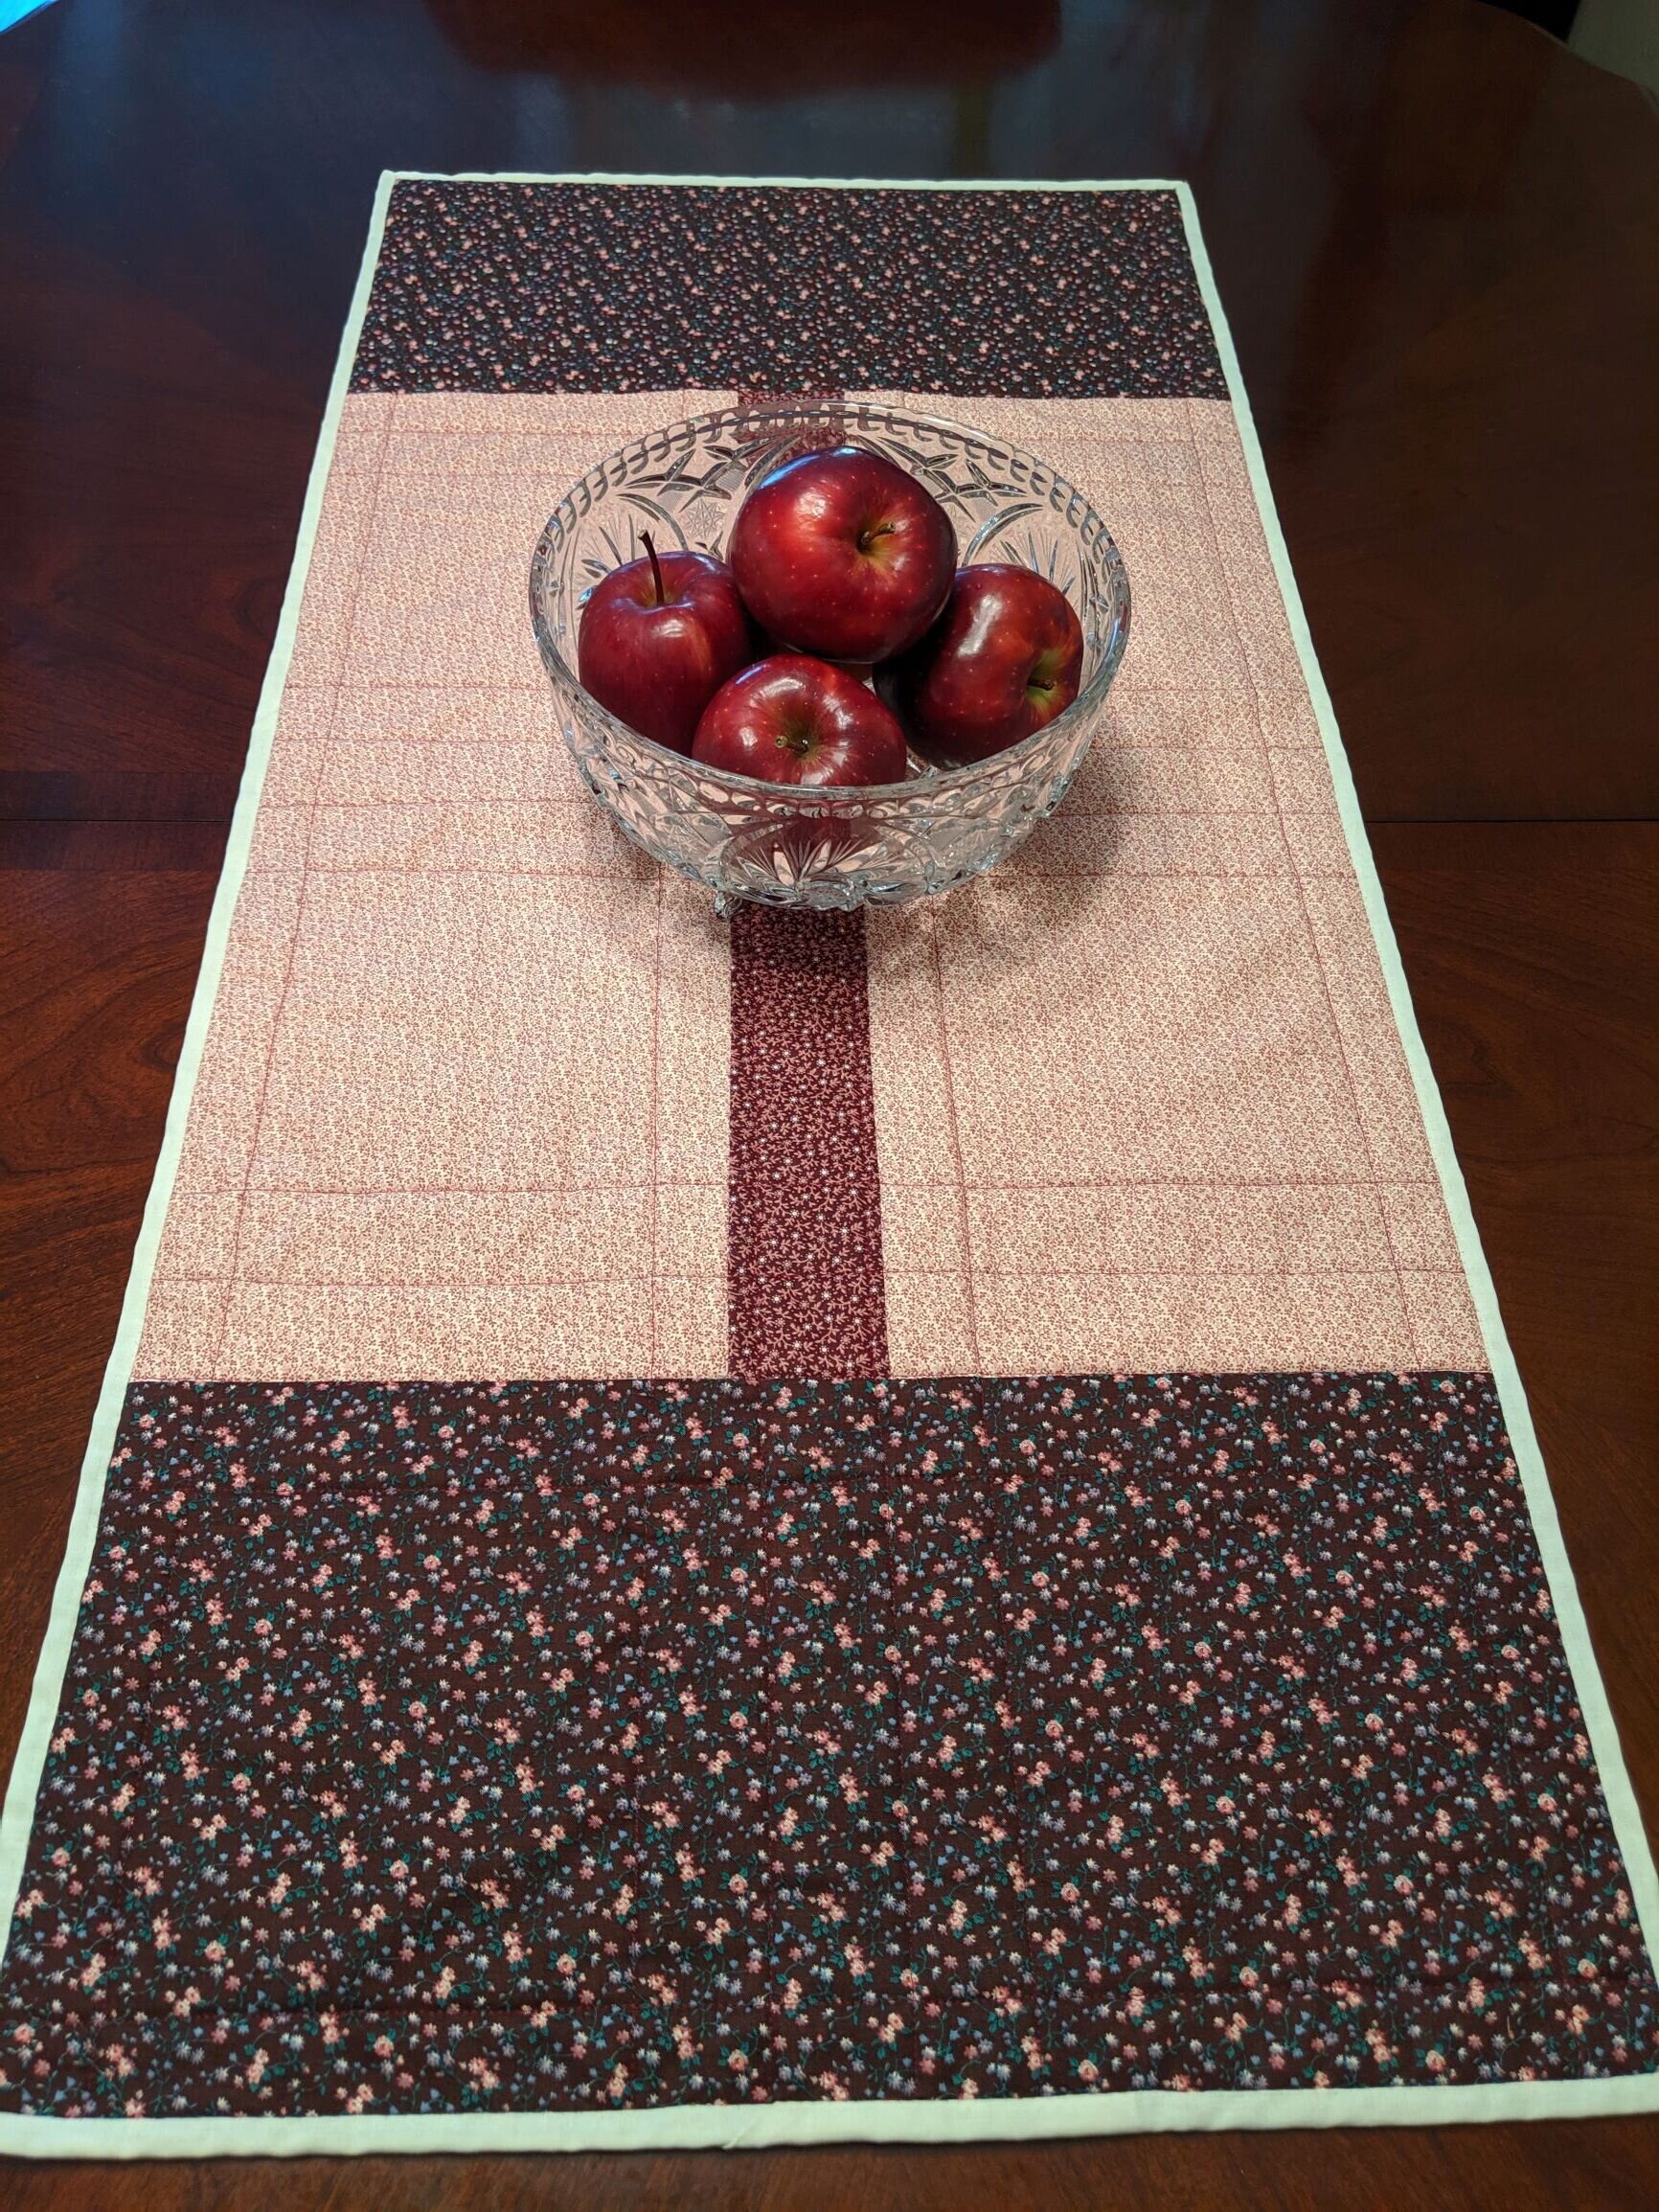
[528,399,1132,803]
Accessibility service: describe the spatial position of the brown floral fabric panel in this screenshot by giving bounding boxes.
[2,1374,1653,2118]
[351,181,1225,399]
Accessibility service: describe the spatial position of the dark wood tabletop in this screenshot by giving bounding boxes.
[2,0,1656,2203]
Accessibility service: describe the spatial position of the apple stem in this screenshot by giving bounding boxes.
[641,531,666,607]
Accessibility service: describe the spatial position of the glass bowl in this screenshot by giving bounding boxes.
[528,400,1131,912]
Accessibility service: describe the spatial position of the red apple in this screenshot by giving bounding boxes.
[728,446,955,664]
[692,654,909,787]
[577,534,752,754]
[878,562,1084,765]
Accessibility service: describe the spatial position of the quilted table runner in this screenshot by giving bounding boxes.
[2,173,1656,2155]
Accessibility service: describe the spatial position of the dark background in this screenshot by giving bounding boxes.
[1490,0,1583,41]
[1,2,1657,2205]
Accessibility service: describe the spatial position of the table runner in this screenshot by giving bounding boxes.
[1,171,1655,2155]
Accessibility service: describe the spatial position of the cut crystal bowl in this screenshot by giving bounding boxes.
[529,400,1131,911]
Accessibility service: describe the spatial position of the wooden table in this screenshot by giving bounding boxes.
[2,0,1655,2202]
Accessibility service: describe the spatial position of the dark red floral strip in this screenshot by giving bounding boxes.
[3,1373,1655,2120]
[727,904,889,1379]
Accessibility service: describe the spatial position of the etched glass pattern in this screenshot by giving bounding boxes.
[529,402,1132,911]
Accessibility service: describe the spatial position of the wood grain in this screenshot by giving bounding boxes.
[0,872,217,1782]
[3,2122,1659,2212]
[1372,825,1659,1821]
